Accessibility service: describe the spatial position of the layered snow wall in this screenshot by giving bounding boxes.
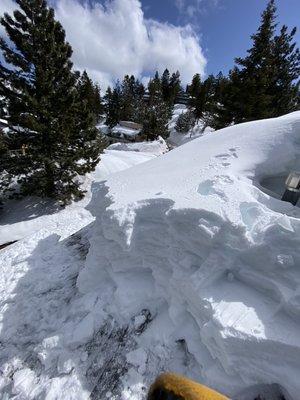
[78,112,300,399]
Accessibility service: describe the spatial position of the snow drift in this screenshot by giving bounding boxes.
[0,114,300,399]
[79,112,300,399]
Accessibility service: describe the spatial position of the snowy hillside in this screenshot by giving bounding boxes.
[1,114,300,399]
[0,138,168,246]
[168,104,214,147]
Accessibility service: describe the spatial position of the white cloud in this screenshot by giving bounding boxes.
[174,0,221,20]
[56,0,206,88]
[175,0,185,13]
[1,0,207,89]
[186,5,197,18]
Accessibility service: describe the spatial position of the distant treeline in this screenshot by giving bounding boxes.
[104,0,300,137]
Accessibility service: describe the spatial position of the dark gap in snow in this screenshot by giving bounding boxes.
[65,227,92,261]
[260,175,287,199]
[0,240,18,250]
[237,383,290,400]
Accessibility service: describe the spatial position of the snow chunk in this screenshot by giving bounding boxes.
[13,369,37,398]
[69,313,94,347]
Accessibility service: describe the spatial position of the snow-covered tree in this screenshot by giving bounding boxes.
[77,70,103,122]
[175,111,195,133]
[142,73,170,140]
[104,84,121,128]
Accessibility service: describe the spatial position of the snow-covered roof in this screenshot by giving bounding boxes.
[111,124,141,137]
[119,121,142,130]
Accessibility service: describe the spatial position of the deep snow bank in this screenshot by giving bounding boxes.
[79,112,300,399]
[0,138,168,399]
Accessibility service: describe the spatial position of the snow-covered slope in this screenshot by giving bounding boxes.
[0,138,167,246]
[1,114,300,399]
[168,104,214,147]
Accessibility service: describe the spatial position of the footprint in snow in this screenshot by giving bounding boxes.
[215,148,238,164]
[229,147,238,158]
[197,179,228,201]
[215,153,230,159]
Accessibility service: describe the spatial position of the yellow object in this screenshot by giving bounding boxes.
[147,372,230,400]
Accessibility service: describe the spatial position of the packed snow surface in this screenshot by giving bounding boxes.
[1,114,300,399]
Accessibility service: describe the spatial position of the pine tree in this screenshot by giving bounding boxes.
[169,71,181,104]
[94,85,103,116]
[77,70,103,122]
[175,110,195,133]
[270,25,300,115]
[187,73,202,100]
[209,72,234,130]
[149,71,162,97]
[0,129,6,155]
[0,126,7,166]
[120,74,136,121]
[161,69,180,116]
[229,0,277,122]
[0,0,104,203]
[223,0,276,123]
[187,73,201,119]
[142,73,170,141]
[0,97,14,204]
[219,0,300,125]
[104,84,121,128]
[161,69,170,102]
[132,79,145,123]
[187,74,215,121]
[118,74,145,124]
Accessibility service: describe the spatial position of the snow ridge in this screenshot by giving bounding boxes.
[79,112,300,399]
[79,186,300,399]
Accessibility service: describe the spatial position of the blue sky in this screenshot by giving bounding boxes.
[142,0,300,75]
[0,0,299,88]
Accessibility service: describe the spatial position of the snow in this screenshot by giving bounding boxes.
[168,104,214,147]
[0,118,8,126]
[0,138,167,246]
[97,122,141,138]
[108,137,168,155]
[113,127,135,136]
[1,113,300,399]
[81,112,300,399]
